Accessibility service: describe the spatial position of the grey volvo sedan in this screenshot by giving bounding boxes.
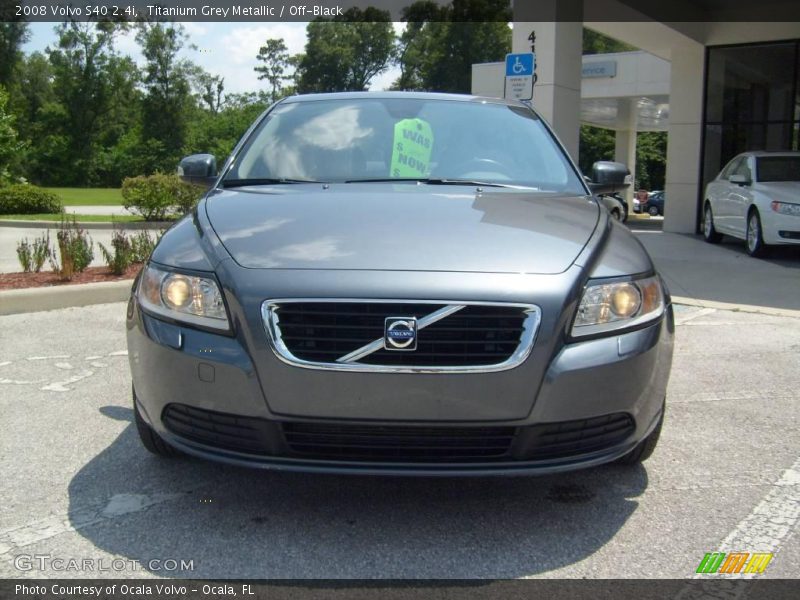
[127,92,673,475]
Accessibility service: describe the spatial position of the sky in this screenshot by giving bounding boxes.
[23,21,405,95]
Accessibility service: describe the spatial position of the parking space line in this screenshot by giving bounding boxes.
[668,392,798,405]
[674,455,800,598]
[0,493,185,558]
[713,454,800,575]
[674,307,716,325]
[673,298,800,319]
[40,370,94,393]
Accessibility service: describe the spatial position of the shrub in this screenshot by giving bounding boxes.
[121,173,204,221]
[49,215,94,281]
[16,239,32,272]
[16,231,52,273]
[130,229,160,263]
[0,184,63,215]
[99,226,161,275]
[174,181,206,215]
[99,228,133,276]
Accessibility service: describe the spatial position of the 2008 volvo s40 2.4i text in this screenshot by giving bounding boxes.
[127,92,673,475]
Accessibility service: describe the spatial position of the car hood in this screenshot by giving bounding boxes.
[756,182,800,203]
[205,184,599,274]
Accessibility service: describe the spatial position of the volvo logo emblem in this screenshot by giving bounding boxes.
[384,317,417,351]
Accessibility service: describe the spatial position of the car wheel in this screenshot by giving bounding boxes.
[702,204,723,244]
[745,210,768,257]
[616,407,664,465]
[648,206,659,216]
[611,207,623,222]
[134,387,180,457]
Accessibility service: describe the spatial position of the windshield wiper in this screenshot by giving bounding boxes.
[344,177,532,189]
[221,178,322,187]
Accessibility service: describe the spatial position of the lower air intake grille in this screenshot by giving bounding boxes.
[162,404,271,455]
[521,413,636,460]
[281,422,517,462]
[161,404,635,464]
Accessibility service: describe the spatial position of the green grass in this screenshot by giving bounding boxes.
[42,187,123,206]
[0,213,144,223]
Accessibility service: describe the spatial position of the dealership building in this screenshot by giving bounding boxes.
[477,0,800,234]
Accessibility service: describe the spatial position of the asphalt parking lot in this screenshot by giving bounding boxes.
[1,301,798,580]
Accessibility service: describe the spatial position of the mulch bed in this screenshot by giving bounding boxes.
[0,265,141,290]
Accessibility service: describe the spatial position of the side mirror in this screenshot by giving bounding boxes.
[178,154,217,188]
[587,161,631,195]
[729,174,751,186]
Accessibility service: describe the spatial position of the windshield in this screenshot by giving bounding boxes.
[756,156,800,182]
[223,97,586,193]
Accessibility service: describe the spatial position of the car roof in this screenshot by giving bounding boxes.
[280,91,530,109]
[737,150,800,158]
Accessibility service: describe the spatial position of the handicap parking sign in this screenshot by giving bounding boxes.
[505,53,534,77]
[504,53,535,101]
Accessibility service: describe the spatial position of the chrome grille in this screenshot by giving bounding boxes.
[262,299,540,373]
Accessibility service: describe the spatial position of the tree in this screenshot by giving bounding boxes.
[185,98,268,166]
[583,29,636,55]
[578,124,615,177]
[393,1,445,90]
[186,64,225,114]
[393,0,511,93]
[7,51,54,149]
[136,22,193,172]
[45,21,123,184]
[0,22,30,88]
[635,131,667,191]
[295,7,395,93]
[92,55,142,185]
[0,85,23,183]
[201,75,225,114]
[254,38,291,103]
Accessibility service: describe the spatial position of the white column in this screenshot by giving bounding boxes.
[614,98,638,211]
[664,41,705,233]
[512,0,583,159]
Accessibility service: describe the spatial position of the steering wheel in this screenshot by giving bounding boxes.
[449,158,515,179]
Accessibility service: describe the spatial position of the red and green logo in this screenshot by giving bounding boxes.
[696,552,773,574]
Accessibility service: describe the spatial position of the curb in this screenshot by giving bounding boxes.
[0,280,132,316]
[0,219,172,230]
[671,296,800,319]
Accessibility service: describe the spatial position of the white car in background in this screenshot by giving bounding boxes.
[703,151,800,257]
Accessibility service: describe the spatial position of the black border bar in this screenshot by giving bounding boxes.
[3,579,800,600]
[3,0,800,22]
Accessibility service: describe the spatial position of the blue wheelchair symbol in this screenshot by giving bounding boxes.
[505,53,534,77]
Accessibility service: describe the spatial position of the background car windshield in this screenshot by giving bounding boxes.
[225,98,586,193]
[756,156,800,182]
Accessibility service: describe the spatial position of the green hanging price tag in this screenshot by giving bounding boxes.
[390,118,434,178]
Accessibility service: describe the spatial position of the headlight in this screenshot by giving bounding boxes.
[572,275,665,337]
[771,201,800,216]
[137,264,230,331]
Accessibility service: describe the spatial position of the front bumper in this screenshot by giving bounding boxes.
[762,209,800,245]
[127,298,673,476]
[138,413,660,477]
